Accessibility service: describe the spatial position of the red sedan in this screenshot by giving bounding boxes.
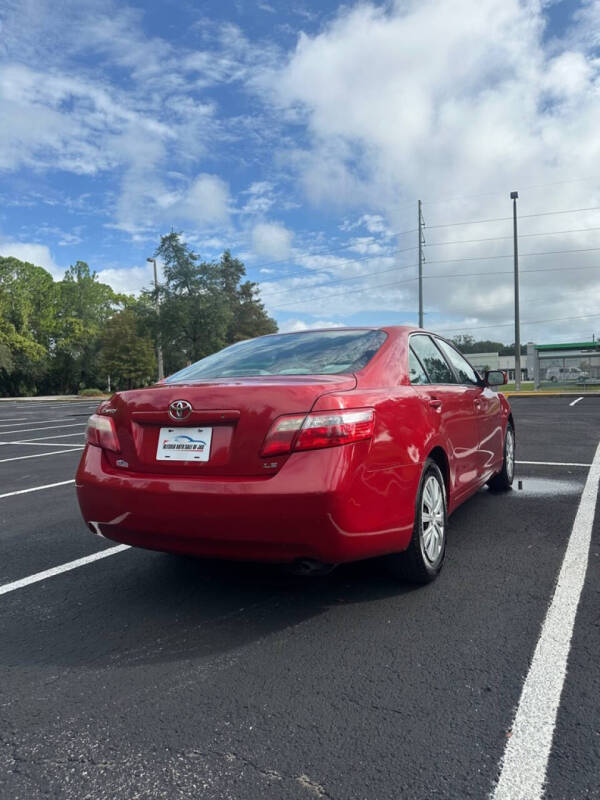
[76,327,514,583]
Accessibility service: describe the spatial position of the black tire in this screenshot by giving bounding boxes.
[387,459,447,584]
[487,423,515,491]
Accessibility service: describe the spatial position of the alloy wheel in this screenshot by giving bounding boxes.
[421,475,445,564]
[505,429,515,481]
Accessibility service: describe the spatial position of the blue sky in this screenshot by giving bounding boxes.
[1,0,599,342]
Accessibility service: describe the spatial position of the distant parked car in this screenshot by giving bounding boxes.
[76,327,514,584]
[546,366,589,383]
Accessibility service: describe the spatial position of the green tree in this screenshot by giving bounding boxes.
[98,308,156,390]
[450,336,526,356]
[0,241,277,397]
[219,250,277,343]
[146,234,276,374]
[0,256,56,395]
[49,261,125,393]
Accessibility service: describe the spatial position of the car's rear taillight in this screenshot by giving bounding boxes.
[295,409,374,451]
[260,409,374,457]
[260,414,306,457]
[86,414,120,453]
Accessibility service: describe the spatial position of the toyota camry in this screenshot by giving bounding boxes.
[75,327,514,583]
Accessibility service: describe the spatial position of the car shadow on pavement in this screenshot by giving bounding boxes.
[0,552,421,669]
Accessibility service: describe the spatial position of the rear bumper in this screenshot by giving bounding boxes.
[75,445,420,564]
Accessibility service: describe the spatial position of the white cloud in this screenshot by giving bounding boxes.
[95,264,155,296]
[0,240,62,279]
[0,2,236,238]
[254,0,600,341]
[2,0,600,343]
[251,222,293,259]
[278,319,344,333]
[178,174,231,227]
[241,181,276,216]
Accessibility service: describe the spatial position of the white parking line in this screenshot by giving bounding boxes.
[46,403,99,409]
[0,416,89,428]
[491,441,600,800]
[0,545,130,596]
[0,449,82,464]
[5,430,85,442]
[9,401,97,408]
[0,479,75,499]
[3,405,87,411]
[516,460,592,467]
[0,422,86,435]
[0,441,85,448]
[569,396,583,407]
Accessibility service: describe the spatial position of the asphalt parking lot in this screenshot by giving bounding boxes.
[0,396,598,800]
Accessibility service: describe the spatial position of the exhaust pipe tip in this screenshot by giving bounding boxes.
[289,559,337,577]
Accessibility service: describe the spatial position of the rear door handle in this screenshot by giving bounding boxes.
[428,398,442,409]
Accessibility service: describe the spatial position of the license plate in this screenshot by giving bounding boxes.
[156,427,213,462]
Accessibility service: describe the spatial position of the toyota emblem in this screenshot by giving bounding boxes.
[168,399,192,421]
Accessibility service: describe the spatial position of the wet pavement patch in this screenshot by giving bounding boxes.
[507,476,584,497]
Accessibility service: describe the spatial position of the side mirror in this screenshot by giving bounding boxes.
[485,369,507,387]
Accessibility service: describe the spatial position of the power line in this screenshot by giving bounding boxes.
[250,216,600,282]
[419,246,600,268]
[266,242,600,302]
[433,313,600,334]
[261,251,416,299]
[245,226,418,275]
[262,249,600,306]
[267,276,419,309]
[251,206,600,304]
[267,263,600,311]
[262,261,415,299]
[426,206,600,230]
[421,176,600,207]
[422,264,600,281]
[425,225,600,248]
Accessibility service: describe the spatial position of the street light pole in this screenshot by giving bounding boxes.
[418,199,424,328]
[510,191,521,391]
[147,257,164,381]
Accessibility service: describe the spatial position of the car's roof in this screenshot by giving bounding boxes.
[258,325,420,337]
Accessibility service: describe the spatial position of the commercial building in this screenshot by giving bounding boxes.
[528,340,600,388]
[466,339,600,386]
[467,352,528,382]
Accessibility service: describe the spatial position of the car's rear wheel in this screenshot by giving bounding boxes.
[387,459,447,584]
[487,423,515,491]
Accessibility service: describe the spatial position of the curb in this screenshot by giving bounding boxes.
[503,391,600,397]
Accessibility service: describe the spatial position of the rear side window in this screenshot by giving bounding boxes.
[165,329,388,381]
[409,347,430,384]
[410,335,456,384]
[436,339,480,385]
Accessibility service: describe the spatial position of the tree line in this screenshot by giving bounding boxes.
[0,232,277,396]
[450,334,527,357]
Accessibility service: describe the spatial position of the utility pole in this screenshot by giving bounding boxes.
[510,191,521,391]
[146,257,165,381]
[418,199,424,328]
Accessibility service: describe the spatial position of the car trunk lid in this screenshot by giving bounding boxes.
[102,375,356,477]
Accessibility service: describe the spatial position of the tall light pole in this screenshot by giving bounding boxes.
[147,257,164,381]
[418,199,424,328]
[510,191,521,391]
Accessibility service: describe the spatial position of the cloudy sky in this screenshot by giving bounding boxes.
[1,0,599,343]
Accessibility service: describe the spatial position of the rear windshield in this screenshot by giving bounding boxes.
[165,329,387,382]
